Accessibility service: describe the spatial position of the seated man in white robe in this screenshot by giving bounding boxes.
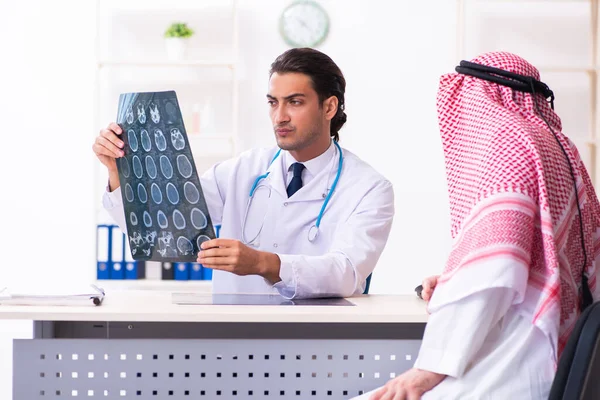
[355,51,600,399]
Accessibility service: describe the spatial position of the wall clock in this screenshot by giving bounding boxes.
[279,1,330,48]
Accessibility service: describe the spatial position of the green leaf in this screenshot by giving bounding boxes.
[164,22,194,38]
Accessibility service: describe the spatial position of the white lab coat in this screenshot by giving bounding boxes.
[103,142,394,299]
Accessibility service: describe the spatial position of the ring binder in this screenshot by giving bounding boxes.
[0,284,105,307]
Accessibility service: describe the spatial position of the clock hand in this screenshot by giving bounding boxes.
[295,17,309,29]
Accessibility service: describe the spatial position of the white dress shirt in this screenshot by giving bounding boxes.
[283,140,336,188]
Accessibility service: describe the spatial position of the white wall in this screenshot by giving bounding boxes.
[0,0,593,398]
[0,1,97,286]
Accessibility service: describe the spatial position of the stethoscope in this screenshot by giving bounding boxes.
[242,140,343,244]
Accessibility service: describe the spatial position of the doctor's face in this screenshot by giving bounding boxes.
[267,72,327,156]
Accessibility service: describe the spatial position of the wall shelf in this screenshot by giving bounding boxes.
[97,60,237,69]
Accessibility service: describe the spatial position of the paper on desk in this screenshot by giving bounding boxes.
[0,284,105,306]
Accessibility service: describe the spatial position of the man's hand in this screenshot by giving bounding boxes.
[198,239,282,283]
[370,368,446,400]
[421,275,439,301]
[92,122,124,191]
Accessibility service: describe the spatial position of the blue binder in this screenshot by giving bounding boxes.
[96,225,110,280]
[110,225,125,279]
[201,225,220,281]
[124,239,144,279]
[174,262,189,280]
[189,262,203,280]
[202,266,213,280]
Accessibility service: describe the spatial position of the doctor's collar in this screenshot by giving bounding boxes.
[283,140,336,179]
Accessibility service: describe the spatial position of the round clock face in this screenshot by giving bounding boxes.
[280,1,330,48]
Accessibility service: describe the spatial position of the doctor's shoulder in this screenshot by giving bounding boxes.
[340,148,393,189]
[203,146,280,188]
[336,149,394,218]
[234,146,281,172]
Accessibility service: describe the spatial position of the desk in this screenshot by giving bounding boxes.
[1,290,427,399]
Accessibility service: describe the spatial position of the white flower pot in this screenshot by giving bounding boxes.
[165,38,189,61]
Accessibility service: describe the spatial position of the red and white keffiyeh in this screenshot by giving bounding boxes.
[432,51,600,357]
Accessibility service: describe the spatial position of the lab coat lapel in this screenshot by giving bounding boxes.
[289,175,328,203]
[264,153,287,199]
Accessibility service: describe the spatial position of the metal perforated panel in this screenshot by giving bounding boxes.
[14,338,421,399]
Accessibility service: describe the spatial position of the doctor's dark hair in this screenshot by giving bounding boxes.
[269,48,347,142]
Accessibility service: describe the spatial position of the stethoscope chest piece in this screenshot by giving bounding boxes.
[308,225,320,242]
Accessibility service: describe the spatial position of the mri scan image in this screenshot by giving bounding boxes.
[116,91,216,262]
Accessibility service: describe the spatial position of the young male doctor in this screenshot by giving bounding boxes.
[93,48,395,299]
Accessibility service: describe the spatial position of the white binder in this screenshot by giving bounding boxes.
[0,284,105,306]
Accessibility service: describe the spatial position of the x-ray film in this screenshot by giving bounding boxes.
[116,91,216,262]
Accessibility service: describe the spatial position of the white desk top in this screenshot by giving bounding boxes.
[0,289,428,324]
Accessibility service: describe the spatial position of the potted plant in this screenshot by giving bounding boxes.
[164,22,194,61]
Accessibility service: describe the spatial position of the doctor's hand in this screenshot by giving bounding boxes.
[198,239,282,283]
[369,368,446,400]
[421,275,439,302]
[92,122,124,191]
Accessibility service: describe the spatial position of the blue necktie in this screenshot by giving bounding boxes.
[286,162,305,197]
